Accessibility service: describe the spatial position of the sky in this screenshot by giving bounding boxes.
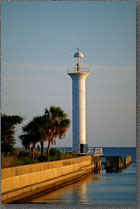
[1,1,136,148]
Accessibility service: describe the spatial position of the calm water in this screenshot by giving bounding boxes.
[29,147,136,204]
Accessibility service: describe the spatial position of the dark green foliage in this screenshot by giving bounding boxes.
[63,151,77,159]
[1,149,78,168]
[38,155,47,162]
[49,148,63,160]
[20,116,46,160]
[19,151,32,158]
[12,148,20,156]
[1,153,31,168]
[1,114,23,155]
[18,151,40,164]
[50,148,61,155]
[20,156,33,165]
[20,106,71,160]
[38,155,51,162]
[66,151,77,158]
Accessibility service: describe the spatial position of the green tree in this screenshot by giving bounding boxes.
[20,116,43,160]
[1,114,23,155]
[44,106,71,156]
[20,134,32,153]
[20,106,71,159]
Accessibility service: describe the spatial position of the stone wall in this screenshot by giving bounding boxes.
[1,155,97,203]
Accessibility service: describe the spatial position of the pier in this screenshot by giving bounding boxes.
[101,155,132,172]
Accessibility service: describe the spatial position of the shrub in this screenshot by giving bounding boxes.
[63,151,77,159]
[33,159,40,164]
[71,151,77,157]
[1,155,14,168]
[50,148,63,160]
[46,155,52,161]
[12,148,20,156]
[38,155,47,162]
[1,155,26,168]
[1,148,77,168]
[19,151,32,158]
[22,156,33,165]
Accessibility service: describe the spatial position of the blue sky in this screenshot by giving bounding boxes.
[1,1,136,147]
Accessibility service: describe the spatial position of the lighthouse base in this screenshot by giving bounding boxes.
[80,144,88,154]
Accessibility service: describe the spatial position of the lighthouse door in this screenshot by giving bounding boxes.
[80,144,88,154]
[80,144,84,153]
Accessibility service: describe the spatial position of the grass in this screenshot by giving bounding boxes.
[1,148,77,168]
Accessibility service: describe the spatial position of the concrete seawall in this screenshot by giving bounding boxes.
[1,155,101,203]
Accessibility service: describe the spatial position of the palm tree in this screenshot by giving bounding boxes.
[20,106,71,159]
[21,116,43,160]
[39,115,50,157]
[20,134,32,153]
[20,133,40,160]
[44,106,71,156]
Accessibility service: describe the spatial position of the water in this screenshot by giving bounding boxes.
[29,147,136,204]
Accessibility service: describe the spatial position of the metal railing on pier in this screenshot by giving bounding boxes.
[94,148,103,155]
[87,147,103,155]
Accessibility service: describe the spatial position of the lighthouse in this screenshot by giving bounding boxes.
[68,48,90,154]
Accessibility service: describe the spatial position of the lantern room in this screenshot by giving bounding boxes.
[73,48,84,72]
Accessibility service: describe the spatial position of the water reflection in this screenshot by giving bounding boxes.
[30,173,104,204]
[67,182,88,203]
[29,168,136,204]
[106,168,123,174]
[30,178,88,203]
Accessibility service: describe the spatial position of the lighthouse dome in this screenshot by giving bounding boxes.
[73,51,84,58]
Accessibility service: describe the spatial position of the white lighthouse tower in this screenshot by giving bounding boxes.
[68,48,90,154]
